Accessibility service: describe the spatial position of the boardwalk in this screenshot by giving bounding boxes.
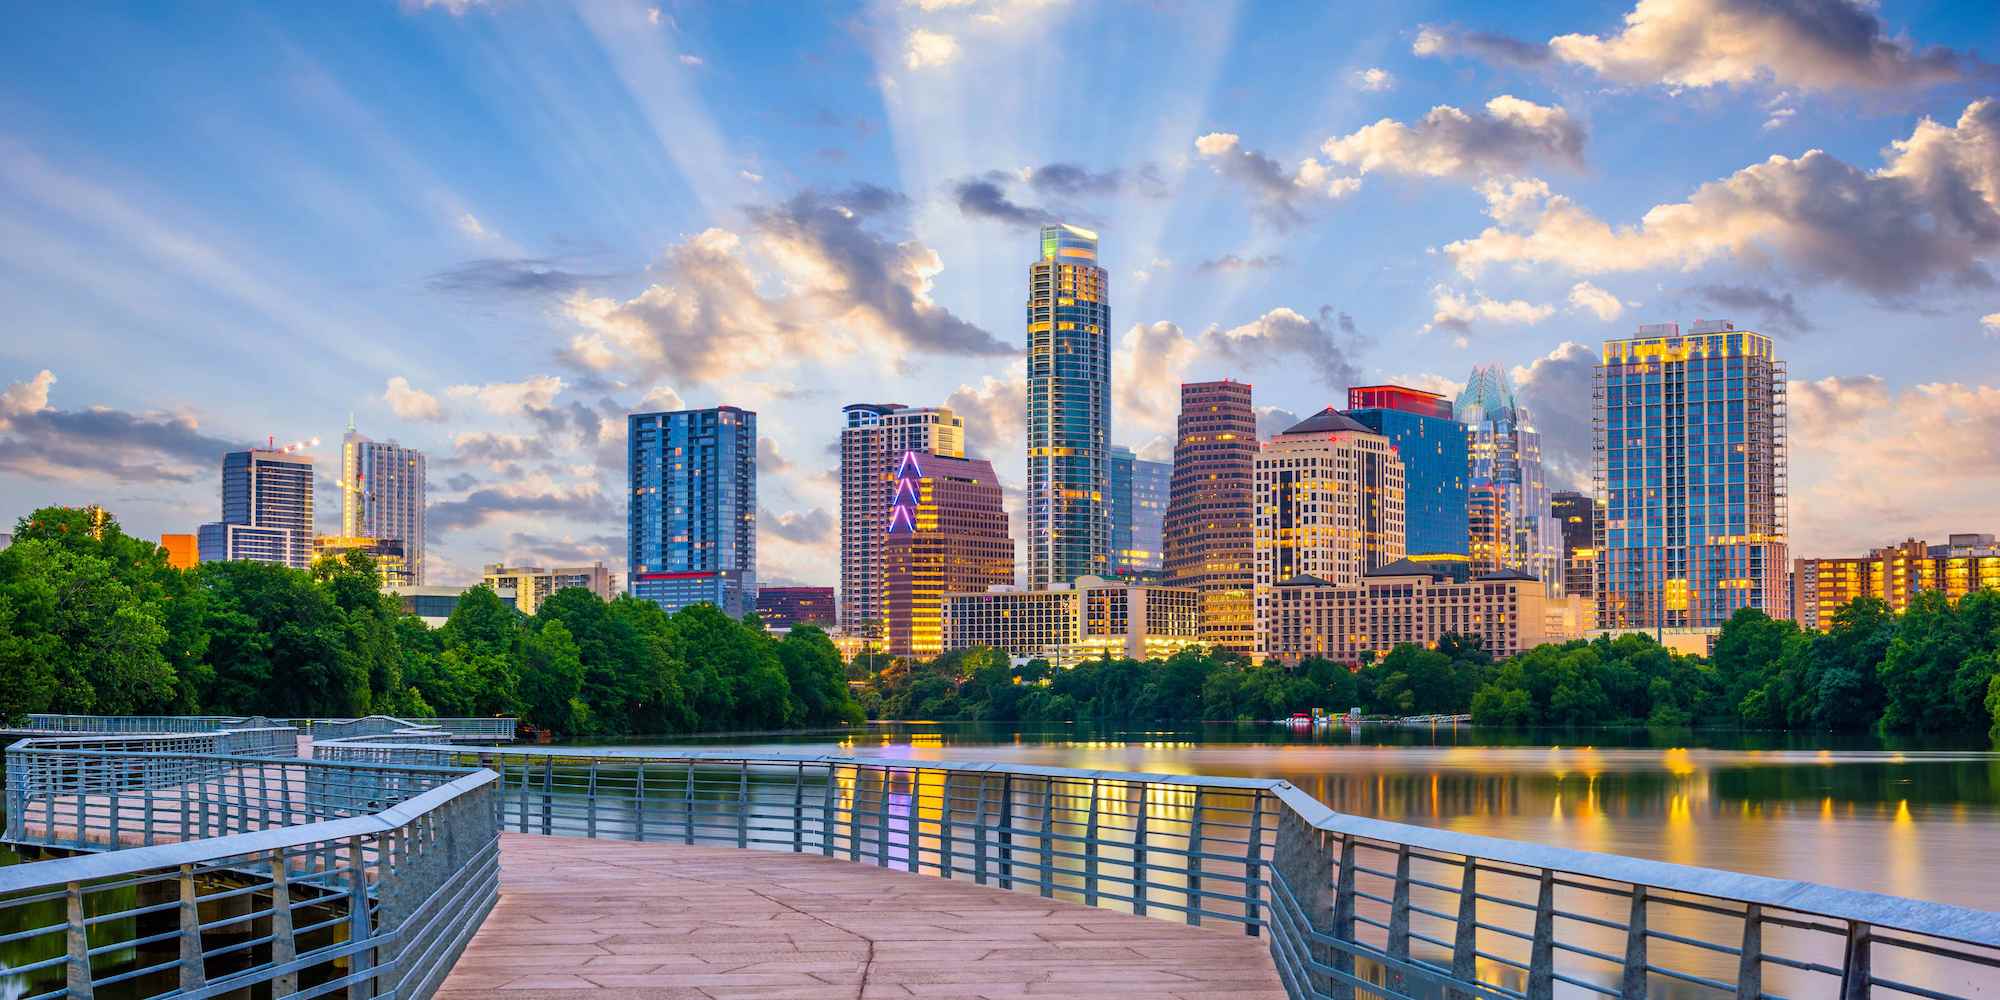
[442,834,1289,1000]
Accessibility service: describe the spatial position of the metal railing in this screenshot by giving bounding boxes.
[2,736,498,1000]
[14,716,255,736]
[314,742,2000,999]
[290,717,516,744]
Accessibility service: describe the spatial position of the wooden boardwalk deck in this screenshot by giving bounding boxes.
[442,833,1289,1000]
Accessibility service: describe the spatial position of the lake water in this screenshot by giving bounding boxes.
[639,722,2000,913]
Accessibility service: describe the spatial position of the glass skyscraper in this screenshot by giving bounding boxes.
[1596,321,1788,629]
[197,447,315,569]
[340,423,427,584]
[628,406,757,617]
[1026,223,1111,589]
[1345,385,1468,558]
[1109,446,1169,577]
[1457,364,1562,596]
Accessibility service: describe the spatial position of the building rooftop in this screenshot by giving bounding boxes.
[1280,408,1376,436]
[1475,567,1540,582]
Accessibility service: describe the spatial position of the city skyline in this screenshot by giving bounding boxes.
[2,2,1997,588]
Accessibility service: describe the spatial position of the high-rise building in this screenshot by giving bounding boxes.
[628,406,757,616]
[197,448,315,569]
[1253,408,1406,653]
[1162,380,1258,654]
[942,576,1199,665]
[1265,561,1579,666]
[838,403,966,637]
[1457,365,1562,596]
[1596,321,1788,630]
[1025,223,1111,590]
[755,586,838,629]
[315,535,410,585]
[1550,490,1597,614]
[159,533,197,569]
[484,562,615,616]
[882,451,1014,656]
[1109,446,1169,577]
[340,424,427,585]
[1792,534,2000,631]
[1345,385,1468,559]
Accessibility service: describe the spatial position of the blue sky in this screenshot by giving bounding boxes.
[2,0,1997,586]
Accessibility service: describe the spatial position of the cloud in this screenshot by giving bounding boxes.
[1691,284,1814,333]
[450,431,549,469]
[1322,96,1586,180]
[762,507,835,545]
[951,163,1163,228]
[757,436,796,477]
[1352,67,1395,92]
[1788,376,2000,554]
[1983,312,2000,335]
[1113,321,1203,437]
[1201,306,1363,390]
[0,369,243,484]
[1763,107,1797,131]
[1429,286,1555,331]
[427,257,597,296]
[1198,253,1285,273]
[679,53,704,67]
[905,29,960,69]
[950,176,1060,228]
[1194,133,1361,229]
[447,375,566,417]
[1255,405,1302,440]
[1566,281,1625,321]
[1412,25,1553,66]
[382,377,445,421]
[637,386,687,412]
[1509,342,1597,490]
[429,480,614,536]
[1444,100,2000,300]
[1547,0,1989,92]
[1026,163,1152,197]
[455,212,496,241]
[564,186,1009,384]
[944,372,1027,461]
[502,531,621,566]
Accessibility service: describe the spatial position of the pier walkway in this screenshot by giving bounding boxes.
[444,834,1285,999]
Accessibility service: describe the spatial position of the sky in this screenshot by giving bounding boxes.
[1,0,1997,588]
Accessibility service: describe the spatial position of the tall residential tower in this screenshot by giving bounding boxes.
[628,406,757,616]
[1109,446,1170,577]
[1161,380,1258,654]
[1025,223,1111,589]
[340,424,427,584]
[1345,385,1468,559]
[1596,321,1788,629]
[838,403,965,636]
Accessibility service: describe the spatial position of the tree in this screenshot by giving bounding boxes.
[0,538,176,714]
[518,620,586,738]
[776,625,865,726]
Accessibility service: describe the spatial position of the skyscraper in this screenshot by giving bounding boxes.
[628,406,757,616]
[839,403,965,636]
[1109,446,1169,577]
[1252,408,1406,652]
[197,447,315,569]
[1025,223,1111,589]
[1457,365,1562,596]
[882,450,1014,656]
[340,424,427,584]
[1345,385,1468,559]
[1596,321,1788,629]
[1162,380,1258,654]
[1551,490,1597,610]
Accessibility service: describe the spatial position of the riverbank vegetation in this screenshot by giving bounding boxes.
[0,507,862,739]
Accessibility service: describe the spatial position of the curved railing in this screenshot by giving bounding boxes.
[288,717,517,744]
[2,731,498,1000]
[315,741,2000,1000]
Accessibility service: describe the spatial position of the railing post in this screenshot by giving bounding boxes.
[347,837,375,1000]
[1528,868,1556,1000]
[685,763,696,845]
[65,881,94,1000]
[1449,858,1478,1000]
[1132,784,1149,917]
[178,863,209,991]
[822,765,838,857]
[1037,778,1055,898]
[939,771,954,878]
[906,771,922,873]
[793,763,805,854]
[998,774,1014,890]
[1735,904,1763,1000]
[1839,921,1872,1000]
[1246,791,1266,936]
[539,757,554,836]
[1187,786,1204,926]
[1388,843,1412,975]
[1621,885,1649,1000]
[143,780,155,846]
[270,850,298,997]
[635,761,648,843]
[1272,808,1335,998]
[517,757,530,833]
[876,767,891,866]
[1331,835,1357,1000]
[586,759,599,839]
[1083,778,1100,906]
[737,763,750,850]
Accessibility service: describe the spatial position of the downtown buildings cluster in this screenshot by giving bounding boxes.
[130,222,1999,661]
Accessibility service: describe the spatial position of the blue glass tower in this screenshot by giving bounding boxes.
[628,406,757,616]
[1026,223,1111,589]
[1345,386,1468,559]
[197,448,315,569]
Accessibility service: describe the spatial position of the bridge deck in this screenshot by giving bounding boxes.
[444,833,1287,1000]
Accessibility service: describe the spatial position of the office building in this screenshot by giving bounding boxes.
[1596,321,1788,630]
[160,533,197,570]
[340,424,427,585]
[197,447,315,569]
[756,586,838,629]
[1551,490,1597,613]
[1026,223,1112,589]
[838,403,966,636]
[483,562,615,616]
[1253,408,1406,652]
[942,576,1199,664]
[387,583,516,628]
[628,406,757,616]
[1109,446,1169,577]
[882,451,1014,656]
[1162,380,1259,655]
[1345,385,1468,558]
[1265,561,1578,665]
[1457,365,1562,596]
[1792,534,2000,630]
[314,535,410,586]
